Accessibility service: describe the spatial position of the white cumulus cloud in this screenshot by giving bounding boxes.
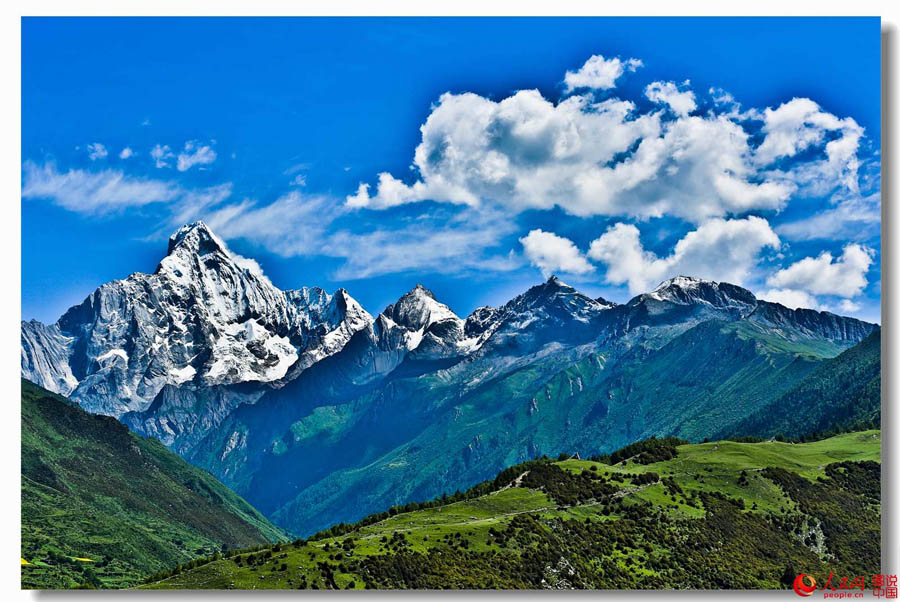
[766,243,874,298]
[347,88,799,223]
[519,229,594,277]
[758,288,822,311]
[347,59,870,230]
[119,147,134,159]
[587,217,780,294]
[644,81,697,117]
[754,98,864,197]
[151,144,174,168]
[839,299,862,313]
[563,54,642,92]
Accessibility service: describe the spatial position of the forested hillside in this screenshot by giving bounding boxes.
[21,380,286,589]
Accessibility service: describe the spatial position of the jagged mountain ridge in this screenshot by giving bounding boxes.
[21,222,879,535]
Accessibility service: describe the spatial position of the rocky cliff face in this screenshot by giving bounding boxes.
[21,320,78,396]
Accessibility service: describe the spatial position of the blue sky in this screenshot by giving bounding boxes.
[22,17,882,324]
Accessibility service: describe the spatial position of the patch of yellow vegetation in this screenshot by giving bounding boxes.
[21,558,31,566]
[73,557,94,562]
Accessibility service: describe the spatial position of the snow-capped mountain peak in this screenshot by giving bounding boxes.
[505,275,611,316]
[167,220,227,255]
[22,222,373,417]
[383,285,460,332]
[653,275,704,292]
[24,218,877,436]
[158,220,272,290]
[333,288,374,330]
[643,276,758,310]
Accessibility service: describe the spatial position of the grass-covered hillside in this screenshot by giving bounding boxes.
[145,431,881,590]
[725,330,881,440]
[21,380,287,589]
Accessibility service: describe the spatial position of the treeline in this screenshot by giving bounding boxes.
[589,436,688,465]
[520,462,617,507]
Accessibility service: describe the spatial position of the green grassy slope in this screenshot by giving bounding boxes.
[21,380,287,589]
[724,330,881,440]
[145,430,881,590]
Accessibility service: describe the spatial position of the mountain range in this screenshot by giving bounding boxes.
[21,221,879,535]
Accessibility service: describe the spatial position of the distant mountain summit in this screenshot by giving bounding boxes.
[383,284,459,331]
[644,276,758,309]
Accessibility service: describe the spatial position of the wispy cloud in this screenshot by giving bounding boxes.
[328,210,521,280]
[22,161,180,214]
[22,162,236,228]
[777,191,880,242]
[182,190,519,280]
[149,183,235,237]
[199,191,341,257]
